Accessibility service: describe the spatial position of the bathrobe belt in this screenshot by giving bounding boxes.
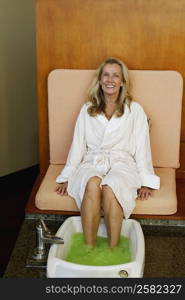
[87,149,134,176]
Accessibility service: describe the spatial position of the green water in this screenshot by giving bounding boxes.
[64,233,132,266]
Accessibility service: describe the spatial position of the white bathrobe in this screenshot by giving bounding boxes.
[56,101,160,219]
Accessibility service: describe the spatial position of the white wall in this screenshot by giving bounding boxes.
[0,0,38,176]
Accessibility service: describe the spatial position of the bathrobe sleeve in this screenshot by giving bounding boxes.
[56,105,86,183]
[134,104,160,189]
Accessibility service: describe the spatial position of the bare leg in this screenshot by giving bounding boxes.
[102,185,124,248]
[81,176,102,246]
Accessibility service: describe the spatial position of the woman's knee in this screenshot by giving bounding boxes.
[102,184,113,194]
[102,185,114,203]
[102,185,123,212]
[101,185,113,210]
[85,176,102,193]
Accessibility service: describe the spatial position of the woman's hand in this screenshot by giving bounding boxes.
[55,182,68,196]
[137,186,153,200]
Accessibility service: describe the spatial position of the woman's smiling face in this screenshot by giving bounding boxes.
[100,63,123,99]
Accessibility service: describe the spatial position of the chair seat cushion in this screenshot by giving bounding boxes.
[35,165,177,215]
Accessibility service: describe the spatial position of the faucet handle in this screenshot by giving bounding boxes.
[39,219,64,244]
[40,219,52,234]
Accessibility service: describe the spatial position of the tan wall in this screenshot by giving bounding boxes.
[0,0,38,176]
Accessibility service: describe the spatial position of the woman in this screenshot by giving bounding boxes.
[55,58,160,248]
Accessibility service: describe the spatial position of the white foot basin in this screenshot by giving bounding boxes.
[47,216,145,278]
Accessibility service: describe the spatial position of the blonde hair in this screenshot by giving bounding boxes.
[87,57,132,117]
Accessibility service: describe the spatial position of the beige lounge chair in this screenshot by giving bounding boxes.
[33,69,183,217]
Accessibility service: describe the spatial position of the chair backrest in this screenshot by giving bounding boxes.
[48,69,183,168]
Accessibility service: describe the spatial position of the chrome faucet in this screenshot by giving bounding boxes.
[32,219,64,261]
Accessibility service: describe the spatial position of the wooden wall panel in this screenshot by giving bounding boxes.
[36,0,185,175]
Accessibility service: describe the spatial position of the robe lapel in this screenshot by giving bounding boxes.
[95,113,109,126]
